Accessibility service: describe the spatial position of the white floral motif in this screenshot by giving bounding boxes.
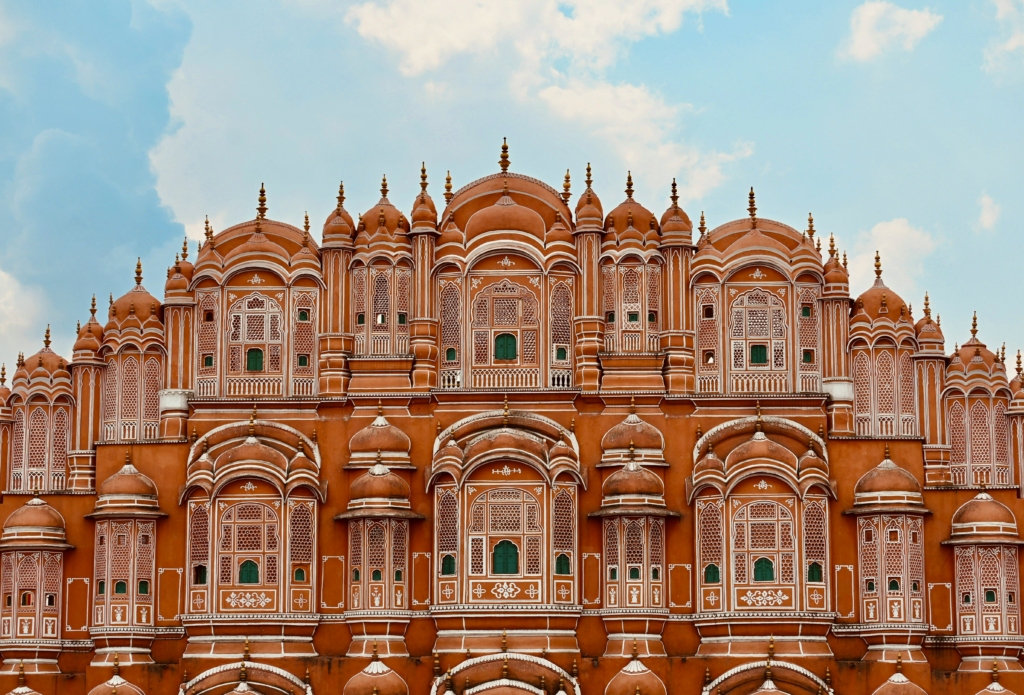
[750,268,766,279]
[498,256,516,267]
[491,582,521,599]
[248,274,265,285]
[492,465,522,476]
[225,592,273,608]
[241,481,257,492]
[739,589,787,607]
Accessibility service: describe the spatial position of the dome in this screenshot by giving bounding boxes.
[798,447,828,475]
[73,299,104,354]
[342,651,409,695]
[349,405,412,464]
[359,176,410,246]
[107,260,163,330]
[98,455,158,498]
[602,453,664,499]
[851,448,926,514]
[574,164,603,222]
[659,180,693,238]
[724,416,798,472]
[350,462,411,502]
[974,667,1016,695]
[601,402,664,453]
[604,173,657,245]
[822,238,849,286]
[4,498,64,531]
[914,293,944,346]
[411,165,438,230]
[4,661,41,695]
[870,671,927,695]
[852,253,909,323]
[464,181,547,242]
[14,327,69,384]
[603,656,666,695]
[947,493,1022,545]
[323,181,357,244]
[86,658,145,695]
[218,435,289,472]
[693,444,725,476]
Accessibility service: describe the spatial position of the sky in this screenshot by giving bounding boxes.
[0,0,1022,366]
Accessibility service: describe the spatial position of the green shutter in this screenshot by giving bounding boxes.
[441,554,456,576]
[704,564,720,584]
[239,560,260,584]
[807,562,822,583]
[750,344,768,365]
[493,540,519,574]
[555,553,571,575]
[754,557,774,582]
[246,348,264,371]
[495,334,517,360]
[445,347,457,361]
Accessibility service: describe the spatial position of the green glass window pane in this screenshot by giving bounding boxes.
[294,568,306,582]
[606,312,615,323]
[398,313,407,325]
[610,567,618,581]
[801,305,811,317]
[298,354,309,367]
[445,347,457,361]
[493,540,519,574]
[704,564,720,584]
[239,560,260,584]
[114,581,127,595]
[441,555,456,576]
[203,354,213,367]
[556,347,567,361]
[986,589,997,603]
[394,570,403,582]
[648,312,656,323]
[555,553,571,575]
[753,557,774,582]
[138,581,150,595]
[357,313,366,325]
[98,581,105,595]
[298,310,309,321]
[628,567,640,580]
[628,312,639,322]
[246,348,264,372]
[352,568,360,581]
[807,562,822,582]
[888,579,900,592]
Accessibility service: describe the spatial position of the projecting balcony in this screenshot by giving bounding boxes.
[471,368,540,389]
[730,371,789,394]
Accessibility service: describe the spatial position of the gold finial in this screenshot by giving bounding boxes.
[182,236,189,261]
[748,187,757,223]
[571,659,578,678]
[335,181,346,213]
[501,628,507,652]
[503,394,509,426]
[971,311,978,338]
[1016,350,1022,378]
[699,211,706,236]
[816,236,821,253]
[755,403,763,432]
[993,662,1000,683]
[376,174,387,200]
[825,667,831,686]
[540,675,546,692]
[806,213,815,239]
[818,422,824,439]
[135,257,143,285]
[842,250,848,269]
[243,636,250,661]
[625,171,634,198]
[499,137,510,172]
[885,443,891,460]
[670,178,679,208]
[378,399,384,417]
[421,162,428,193]
[0,364,5,387]
[239,664,247,682]
[444,171,453,204]
[630,395,636,414]
[562,169,571,204]
[249,406,256,436]
[570,417,575,434]
[768,635,774,660]
[585,162,593,190]
[305,668,310,685]
[874,250,882,279]
[705,667,711,685]
[257,183,267,219]
[372,639,379,660]
[626,210,633,228]
[631,638,638,660]
[43,324,51,349]
[436,420,441,436]
[113,652,120,676]
[1001,343,1006,363]
[896,652,902,673]
[433,651,440,677]
[828,234,836,257]
[502,179,509,197]
[205,215,213,241]
[923,292,931,318]
[17,660,24,686]
[502,654,509,678]
[89,294,97,317]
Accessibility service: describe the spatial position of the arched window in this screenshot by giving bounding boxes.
[446,347,457,362]
[98,580,106,595]
[193,565,207,585]
[294,567,306,582]
[704,564,721,584]
[440,282,462,367]
[239,560,260,584]
[550,283,572,367]
[555,553,571,575]
[492,540,519,575]
[441,554,456,576]
[138,580,149,595]
[114,581,127,595]
[494,333,517,361]
[949,399,967,485]
[888,578,900,592]
[246,348,264,372]
[807,562,823,583]
[754,557,775,582]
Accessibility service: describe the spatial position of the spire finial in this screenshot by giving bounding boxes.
[433,651,441,677]
[503,394,509,426]
[993,662,1000,683]
[585,162,592,190]
[135,257,143,286]
[499,137,510,172]
[1016,350,1022,378]
[377,399,384,417]
[501,629,507,652]
[828,234,836,258]
[380,174,388,199]
[806,213,815,238]
[244,636,250,661]
[0,364,5,387]
[336,181,346,212]
[182,236,189,261]
[304,212,310,237]
[113,652,120,676]
[43,324,51,349]
[842,250,848,269]
[699,211,706,237]
[896,652,902,673]
[249,406,256,436]
[444,171,453,205]
[630,395,636,414]
[17,660,24,686]
[561,169,571,204]
[748,187,757,224]
[923,292,931,318]
[885,443,890,460]
[502,654,509,678]
[631,638,638,660]
[971,311,978,338]
[816,236,821,253]
[768,635,774,660]
[755,403,763,432]
[257,183,267,219]
[874,250,882,279]
[625,171,634,199]
[670,178,679,207]
[372,639,379,660]
[420,162,428,193]
[705,667,711,686]
[205,215,213,241]
[89,293,97,318]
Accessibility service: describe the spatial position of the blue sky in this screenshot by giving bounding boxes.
[0,0,1022,365]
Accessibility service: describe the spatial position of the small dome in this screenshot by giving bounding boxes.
[870,671,927,695]
[659,180,692,237]
[15,329,68,382]
[855,451,922,496]
[86,668,145,695]
[823,240,849,286]
[323,181,357,244]
[98,457,158,498]
[725,418,798,471]
[411,166,438,230]
[974,668,1016,695]
[107,261,163,330]
[4,498,64,531]
[4,661,41,695]
[604,173,657,245]
[464,182,547,241]
[948,493,1021,544]
[349,406,412,462]
[164,258,189,293]
[604,656,666,695]
[574,165,603,221]
[694,445,725,476]
[435,439,464,465]
[359,177,411,247]
[219,435,289,472]
[342,652,409,695]
[350,462,410,502]
[601,404,664,452]
[852,254,909,324]
[799,447,828,475]
[603,455,664,499]
[73,301,104,354]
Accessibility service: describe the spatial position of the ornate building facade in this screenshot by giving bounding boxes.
[0,145,1021,694]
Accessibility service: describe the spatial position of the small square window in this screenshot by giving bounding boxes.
[888,530,899,542]
[986,589,998,603]
[750,344,768,365]
[606,311,615,323]
[297,354,309,367]
[45,593,56,607]
[628,312,639,323]
[802,349,814,364]
[1009,592,1016,604]
[801,305,812,318]
[702,305,714,319]
[911,531,919,544]
[445,347,457,362]
[866,580,875,592]
[963,593,972,605]
[648,311,657,323]
[376,313,387,325]
[912,581,920,592]
[609,567,618,581]
[864,528,874,542]
[397,313,407,325]
[204,311,214,322]
[203,354,214,368]
[357,313,366,325]
[556,347,567,361]
[298,309,309,322]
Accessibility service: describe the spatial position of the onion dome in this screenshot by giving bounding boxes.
[870,668,927,695]
[913,292,944,351]
[724,409,798,471]
[693,440,725,476]
[0,498,71,550]
[176,236,195,280]
[798,446,828,475]
[164,255,189,294]
[87,453,165,519]
[86,656,145,695]
[410,163,438,232]
[975,665,1016,695]
[360,175,411,249]
[218,412,289,472]
[945,493,1024,546]
[591,444,677,519]
[73,296,105,356]
[349,403,412,467]
[187,437,215,479]
[5,661,41,695]
[574,163,604,232]
[848,446,927,514]
[106,259,163,332]
[604,652,666,695]
[464,178,547,241]
[434,438,464,468]
[948,313,1006,383]
[14,326,70,383]
[603,172,657,245]
[337,456,423,520]
[545,210,574,245]
[822,234,849,287]
[601,398,665,466]
[323,181,356,245]
[852,252,909,323]
[0,365,10,407]
[342,644,409,695]
[659,179,693,243]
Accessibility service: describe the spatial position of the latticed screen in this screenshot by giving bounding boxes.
[226,293,284,374]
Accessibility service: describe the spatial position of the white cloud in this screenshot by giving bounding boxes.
[978,193,1000,230]
[840,218,936,299]
[344,0,741,201]
[840,1,943,62]
[984,0,1024,73]
[0,263,47,363]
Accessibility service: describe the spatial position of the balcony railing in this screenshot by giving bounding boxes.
[225,376,283,397]
[472,368,540,389]
[731,372,789,394]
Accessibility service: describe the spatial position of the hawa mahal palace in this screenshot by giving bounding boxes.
[0,143,1021,694]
